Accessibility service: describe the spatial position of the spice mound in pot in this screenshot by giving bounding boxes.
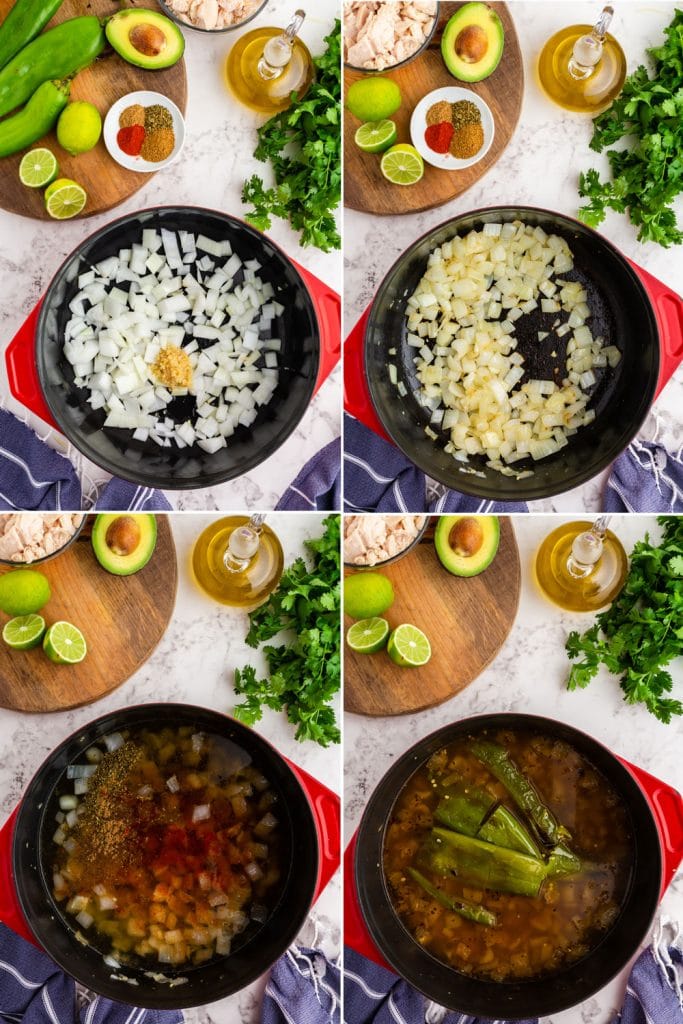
[152,346,193,389]
[344,1,438,71]
[344,514,426,566]
[0,513,84,563]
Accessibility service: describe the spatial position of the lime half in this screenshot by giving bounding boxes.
[380,144,424,186]
[3,614,46,650]
[19,148,58,188]
[355,120,397,154]
[387,623,431,667]
[43,621,87,664]
[45,180,87,220]
[347,617,390,654]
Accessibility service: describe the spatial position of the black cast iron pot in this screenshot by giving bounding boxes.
[354,713,674,1020]
[6,207,339,490]
[349,206,683,501]
[8,703,321,1009]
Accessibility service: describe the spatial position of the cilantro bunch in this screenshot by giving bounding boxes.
[241,20,341,252]
[233,515,340,746]
[578,9,683,247]
[566,517,683,723]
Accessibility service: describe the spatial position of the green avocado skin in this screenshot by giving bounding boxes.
[434,515,500,577]
[440,2,504,83]
[91,514,157,576]
[105,9,185,70]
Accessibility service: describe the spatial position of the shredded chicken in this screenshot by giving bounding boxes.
[0,514,84,564]
[344,515,426,566]
[164,0,261,30]
[344,1,437,70]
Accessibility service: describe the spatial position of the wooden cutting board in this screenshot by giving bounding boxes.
[344,517,520,716]
[344,1,523,216]
[0,0,187,221]
[0,515,177,712]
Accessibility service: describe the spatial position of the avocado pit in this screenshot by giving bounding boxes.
[105,516,141,557]
[448,517,484,558]
[455,24,489,63]
[129,23,168,57]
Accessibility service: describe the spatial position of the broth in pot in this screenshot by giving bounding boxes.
[383,728,633,982]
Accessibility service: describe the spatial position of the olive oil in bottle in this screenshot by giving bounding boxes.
[192,515,284,608]
[534,518,628,612]
[225,10,314,115]
[537,6,626,114]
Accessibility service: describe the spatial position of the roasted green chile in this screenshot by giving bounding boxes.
[0,15,104,118]
[0,0,64,71]
[0,78,69,157]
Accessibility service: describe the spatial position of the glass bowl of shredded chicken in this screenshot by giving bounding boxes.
[344,515,428,570]
[344,1,439,73]
[0,514,85,567]
[158,0,267,33]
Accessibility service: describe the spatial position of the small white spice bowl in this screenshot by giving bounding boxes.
[103,90,185,173]
[409,86,494,171]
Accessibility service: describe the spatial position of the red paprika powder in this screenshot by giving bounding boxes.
[117,124,146,157]
[425,121,454,154]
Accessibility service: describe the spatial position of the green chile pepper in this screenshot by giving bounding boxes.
[0,0,65,71]
[0,16,105,118]
[0,79,69,158]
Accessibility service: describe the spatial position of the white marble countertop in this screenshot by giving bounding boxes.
[344,514,683,1024]
[0,513,341,1023]
[344,1,683,513]
[0,0,341,511]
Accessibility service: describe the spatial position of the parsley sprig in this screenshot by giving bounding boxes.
[241,20,341,252]
[578,9,683,247]
[233,515,341,746]
[566,517,683,723]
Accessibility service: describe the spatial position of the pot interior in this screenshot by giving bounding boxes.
[37,207,319,490]
[355,713,662,1020]
[365,207,660,501]
[13,703,319,1009]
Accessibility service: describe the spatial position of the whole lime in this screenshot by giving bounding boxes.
[56,102,102,156]
[344,572,394,620]
[0,569,51,616]
[346,78,401,122]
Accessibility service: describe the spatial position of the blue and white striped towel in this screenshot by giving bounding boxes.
[343,416,527,513]
[275,438,341,511]
[344,414,683,513]
[261,945,340,1024]
[0,410,171,511]
[0,922,183,1024]
[343,918,683,1024]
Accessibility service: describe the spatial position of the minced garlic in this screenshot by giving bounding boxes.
[151,346,192,388]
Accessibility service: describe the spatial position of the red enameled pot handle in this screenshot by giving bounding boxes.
[345,762,683,966]
[343,308,389,440]
[290,260,341,395]
[343,832,389,968]
[628,259,683,400]
[618,756,683,898]
[284,757,340,900]
[5,298,57,429]
[0,808,35,946]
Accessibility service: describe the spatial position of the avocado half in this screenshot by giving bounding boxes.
[440,2,504,83]
[105,9,185,70]
[434,515,500,577]
[91,514,157,576]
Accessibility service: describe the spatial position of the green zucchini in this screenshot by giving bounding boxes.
[0,0,64,71]
[0,79,69,158]
[0,16,105,118]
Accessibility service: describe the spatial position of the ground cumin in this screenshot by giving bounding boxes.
[141,128,175,163]
[449,122,484,159]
